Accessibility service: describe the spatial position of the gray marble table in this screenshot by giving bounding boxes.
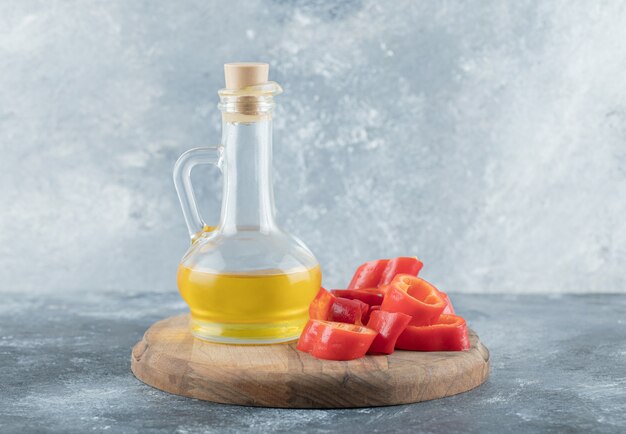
[1,291,624,433]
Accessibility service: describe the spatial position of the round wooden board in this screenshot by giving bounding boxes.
[131,314,490,408]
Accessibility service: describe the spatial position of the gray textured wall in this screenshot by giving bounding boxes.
[1,1,625,294]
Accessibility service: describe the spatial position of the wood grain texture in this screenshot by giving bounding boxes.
[131,314,490,408]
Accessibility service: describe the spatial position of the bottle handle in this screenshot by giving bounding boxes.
[173,146,222,242]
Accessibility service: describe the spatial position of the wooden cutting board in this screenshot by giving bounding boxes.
[131,314,490,408]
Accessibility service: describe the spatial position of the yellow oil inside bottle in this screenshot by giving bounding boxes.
[177,264,321,343]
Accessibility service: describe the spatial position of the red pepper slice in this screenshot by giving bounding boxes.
[380,275,446,326]
[331,288,384,306]
[308,287,335,320]
[296,320,378,361]
[378,284,392,295]
[362,304,380,325]
[395,314,470,351]
[380,275,455,315]
[347,257,424,290]
[296,318,325,352]
[439,291,456,315]
[347,259,389,289]
[329,297,369,325]
[379,257,424,286]
[366,310,412,355]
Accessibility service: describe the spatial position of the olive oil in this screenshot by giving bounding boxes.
[177,265,321,343]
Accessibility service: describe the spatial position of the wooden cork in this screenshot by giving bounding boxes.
[224,62,269,90]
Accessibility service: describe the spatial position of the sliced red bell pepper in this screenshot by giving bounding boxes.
[378,284,392,295]
[347,257,423,290]
[296,318,325,352]
[296,320,378,361]
[389,278,455,314]
[347,259,389,289]
[366,310,412,355]
[379,257,424,285]
[331,288,384,306]
[362,304,380,325]
[439,291,456,315]
[395,314,470,351]
[329,297,369,325]
[380,275,446,326]
[308,287,335,320]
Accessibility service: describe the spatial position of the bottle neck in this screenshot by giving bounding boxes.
[219,117,277,233]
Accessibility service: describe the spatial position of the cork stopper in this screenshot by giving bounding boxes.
[224,62,269,90]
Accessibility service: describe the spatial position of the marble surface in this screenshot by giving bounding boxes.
[1,291,624,433]
[1,1,626,295]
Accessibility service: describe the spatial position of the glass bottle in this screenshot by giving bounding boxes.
[173,63,321,344]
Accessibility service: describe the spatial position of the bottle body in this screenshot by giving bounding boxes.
[173,72,320,344]
[177,227,321,343]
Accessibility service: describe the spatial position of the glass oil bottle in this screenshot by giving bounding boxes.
[173,63,321,344]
